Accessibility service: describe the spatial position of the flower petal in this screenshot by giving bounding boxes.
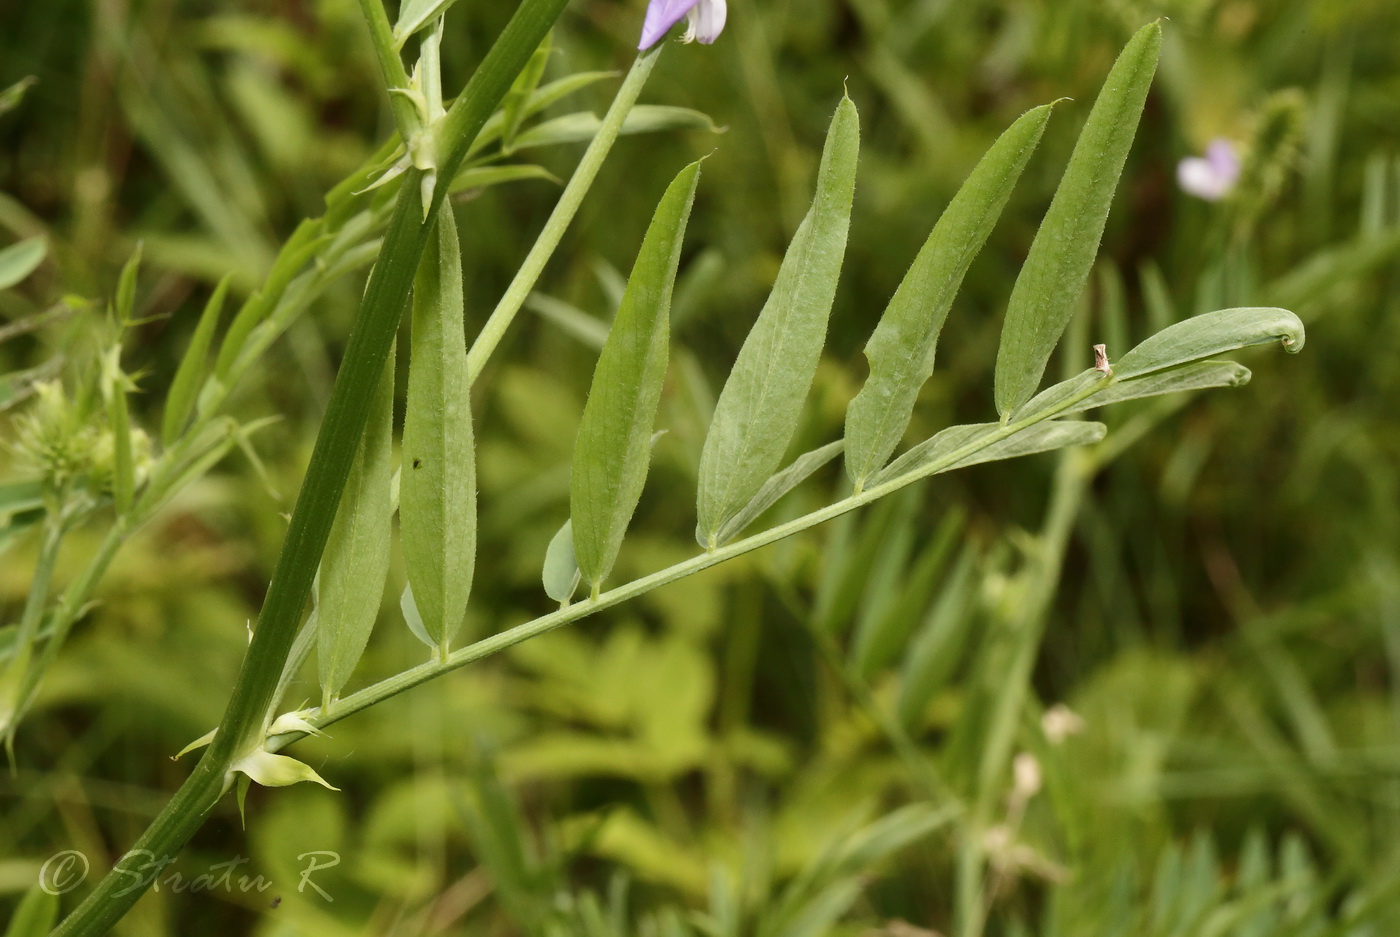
[639,0,702,50]
[686,0,727,44]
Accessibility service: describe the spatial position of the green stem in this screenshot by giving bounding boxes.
[0,514,64,751]
[51,3,567,933]
[271,374,1113,748]
[355,0,421,142]
[465,46,662,385]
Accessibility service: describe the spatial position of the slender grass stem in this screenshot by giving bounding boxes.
[465,46,662,385]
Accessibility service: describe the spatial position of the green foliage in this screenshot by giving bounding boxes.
[994,22,1161,418]
[845,103,1055,487]
[571,161,700,592]
[316,342,394,705]
[696,97,860,548]
[401,209,477,654]
[4,0,1399,935]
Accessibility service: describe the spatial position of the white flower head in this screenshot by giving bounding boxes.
[639,0,727,50]
[1178,138,1242,202]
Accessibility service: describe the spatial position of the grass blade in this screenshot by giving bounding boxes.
[845,103,1056,488]
[0,236,46,291]
[696,96,860,548]
[571,161,702,592]
[993,22,1162,418]
[162,274,232,446]
[401,209,476,654]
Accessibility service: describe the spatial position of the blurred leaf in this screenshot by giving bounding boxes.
[845,102,1055,487]
[450,163,558,195]
[113,243,142,325]
[0,236,46,291]
[572,162,700,591]
[876,421,1106,486]
[526,293,610,349]
[501,33,552,153]
[696,96,859,547]
[509,106,720,152]
[715,440,844,546]
[401,209,476,653]
[162,274,231,446]
[898,546,979,728]
[0,76,37,117]
[317,343,395,704]
[101,347,135,514]
[994,23,1161,417]
[1113,307,1305,380]
[2,884,58,937]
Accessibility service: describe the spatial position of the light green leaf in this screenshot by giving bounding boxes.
[526,293,610,349]
[449,164,559,195]
[696,96,860,548]
[715,440,844,545]
[500,33,551,153]
[1112,307,1304,379]
[1068,360,1252,412]
[393,0,461,46]
[316,343,395,705]
[845,103,1055,488]
[467,71,619,158]
[571,161,701,591]
[993,22,1162,418]
[0,236,46,291]
[542,519,581,604]
[232,748,338,791]
[508,106,720,152]
[0,76,37,117]
[163,274,232,446]
[401,209,476,654]
[875,421,1106,487]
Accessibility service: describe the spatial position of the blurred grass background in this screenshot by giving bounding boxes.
[3,0,1400,934]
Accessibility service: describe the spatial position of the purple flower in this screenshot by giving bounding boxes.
[639,0,727,50]
[1177,139,1242,202]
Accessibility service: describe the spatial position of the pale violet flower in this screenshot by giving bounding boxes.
[639,0,727,50]
[1177,139,1242,202]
